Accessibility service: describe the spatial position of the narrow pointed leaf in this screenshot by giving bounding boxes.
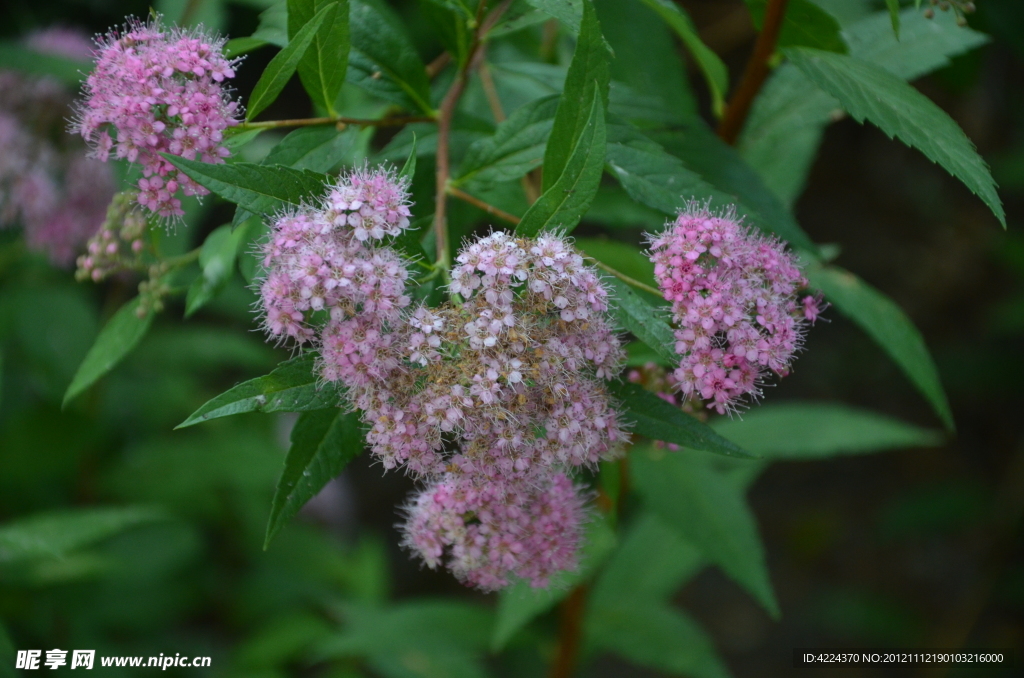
[177,356,342,428]
[806,263,954,430]
[543,0,611,191]
[884,0,900,37]
[288,0,350,114]
[785,47,1004,227]
[162,156,330,215]
[247,3,335,120]
[524,0,583,32]
[348,0,433,113]
[632,445,779,617]
[609,381,757,459]
[398,132,417,181]
[265,408,364,547]
[64,297,154,406]
[457,96,559,185]
[713,402,944,458]
[516,92,605,237]
[744,0,847,53]
[263,126,362,172]
[638,0,728,117]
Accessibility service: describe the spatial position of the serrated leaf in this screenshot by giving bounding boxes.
[456,96,559,186]
[524,0,582,32]
[185,222,253,317]
[609,381,757,459]
[263,126,361,172]
[786,47,1003,227]
[289,0,350,114]
[516,92,605,237]
[163,156,330,215]
[247,2,335,120]
[806,263,954,430]
[638,0,729,117]
[265,408,364,547]
[543,0,610,192]
[64,297,154,406]
[177,356,341,428]
[0,507,166,564]
[490,515,616,651]
[745,0,847,53]
[586,604,729,678]
[348,0,433,114]
[631,445,778,617]
[603,277,676,365]
[740,9,990,206]
[713,402,944,458]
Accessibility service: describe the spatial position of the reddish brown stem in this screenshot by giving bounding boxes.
[549,585,588,678]
[716,0,790,145]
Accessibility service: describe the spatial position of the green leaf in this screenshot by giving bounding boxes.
[713,402,944,458]
[318,600,493,678]
[0,507,166,564]
[247,2,335,120]
[740,8,989,206]
[745,0,847,53]
[524,0,583,32]
[456,96,559,186]
[575,238,656,288]
[491,515,616,652]
[64,297,154,407]
[263,126,362,172]
[884,0,900,38]
[224,36,269,58]
[253,1,290,47]
[265,408,364,547]
[177,356,342,428]
[785,47,1004,227]
[586,604,729,678]
[632,445,778,617]
[349,0,433,114]
[516,92,606,237]
[0,41,89,86]
[650,122,816,252]
[637,0,729,117]
[609,381,757,459]
[398,132,417,181]
[806,264,954,430]
[590,512,703,608]
[289,0,350,114]
[162,156,330,215]
[543,0,611,192]
[603,277,676,365]
[185,222,253,317]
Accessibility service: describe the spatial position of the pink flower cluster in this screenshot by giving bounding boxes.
[257,167,413,367]
[72,17,240,217]
[335,232,626,590]
[0,28,115,266]
[649,205,822,414]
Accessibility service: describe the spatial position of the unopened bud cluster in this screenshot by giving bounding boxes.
[257,169,628,590]
[72,17,241,217]
[0,28,115,265]
[648,204,822,414]
[76,193,147,282]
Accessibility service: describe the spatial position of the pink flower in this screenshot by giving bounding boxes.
[71,17,241,217]
[648,203,822,414]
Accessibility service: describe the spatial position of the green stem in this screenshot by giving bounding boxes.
[588,258,662,297]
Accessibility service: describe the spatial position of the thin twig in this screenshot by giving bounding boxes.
[434,0,515,268]
[716,0,790,144]
[426,52,452,79]
[240,115,435,131]
[589,258,662,297]
[549,586,588,678]
[448,187,521,225]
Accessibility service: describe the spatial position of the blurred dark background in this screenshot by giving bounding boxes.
[1,0,1023,676]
